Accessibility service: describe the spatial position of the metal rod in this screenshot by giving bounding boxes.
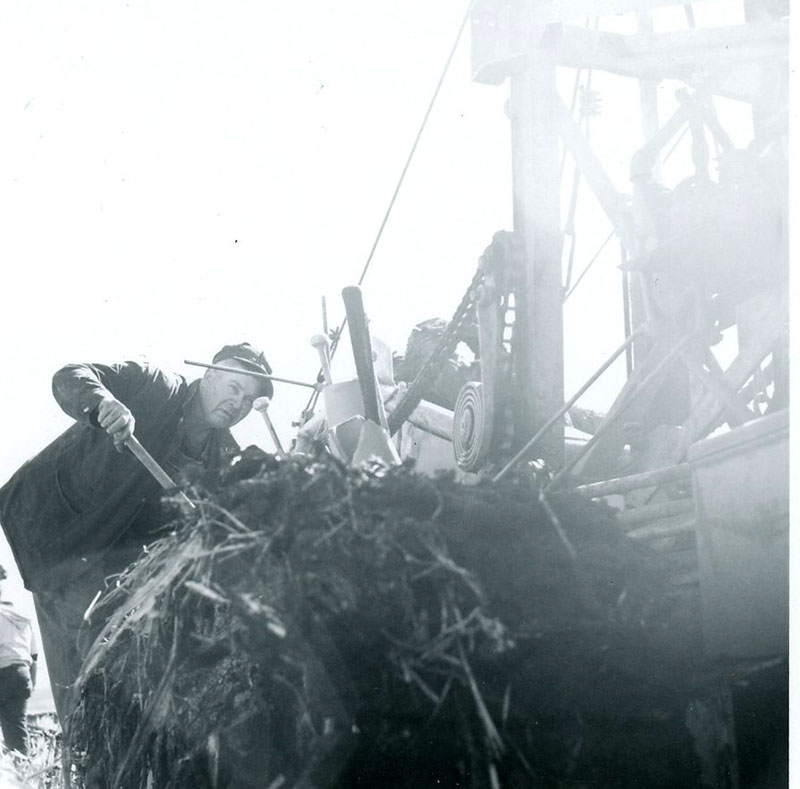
[301,0,476,434]
[184,360,319,390]
[574,463,690,499]
[354,0,474,288]
[310,335,334,386]
[563,229,615,302]
[621,245,633,378]
[264,416,285,455]
[493,325,644,483]
[539,490,577,562]
[545,330,696,492]
[300,324,341,419]
[253,398,286,456]
[663,122,690,164]
[125,436,195,509]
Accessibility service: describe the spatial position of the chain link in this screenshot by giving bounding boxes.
[387,232,522,437]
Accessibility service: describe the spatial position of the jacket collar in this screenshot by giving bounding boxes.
[181,379,202,416]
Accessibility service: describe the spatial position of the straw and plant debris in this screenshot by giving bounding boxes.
[67,447,708,788]
[0,713,63,788]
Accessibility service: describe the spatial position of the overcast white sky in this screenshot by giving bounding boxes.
[0,0,773,709]
[0,1,755,469]
[0,1,519,469]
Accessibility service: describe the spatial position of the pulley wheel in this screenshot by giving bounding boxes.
[452,382,491,471]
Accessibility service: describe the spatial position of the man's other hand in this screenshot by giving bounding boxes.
[96,397,136,449]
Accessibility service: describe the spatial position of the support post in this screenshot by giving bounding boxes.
[629,9,660,370]
[509,27,564,468]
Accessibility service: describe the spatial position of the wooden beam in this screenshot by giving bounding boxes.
[493,327,642,483]
[550,20,788,82]
[472,0,719,36]
[520,0,714,24]
[510,45,564,467]
[555,98,635,248]
[672,293,786,461]
[471,5,787,87]
[549,330,694,487]
[680,348,755,428]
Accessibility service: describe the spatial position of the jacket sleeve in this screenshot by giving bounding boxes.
[52,361,153,427]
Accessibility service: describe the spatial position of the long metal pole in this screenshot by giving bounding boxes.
[545,330,696,492]
[493,326,643,482]
[184,360,319,390]
[620,245,634,377]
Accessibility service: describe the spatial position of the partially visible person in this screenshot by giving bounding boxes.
[0,565,37,756]
[0,343,272,726]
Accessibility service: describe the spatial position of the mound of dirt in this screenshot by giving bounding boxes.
[68,448,708,788]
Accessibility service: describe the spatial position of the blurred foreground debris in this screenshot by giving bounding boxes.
[64,448,775,788]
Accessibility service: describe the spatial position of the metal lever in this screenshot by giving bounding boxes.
[342,286,382,425]
[253,397,285,456]
[311,334,334,386]
[125,436,195,510]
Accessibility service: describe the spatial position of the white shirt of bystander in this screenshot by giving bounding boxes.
[0,602,36,669]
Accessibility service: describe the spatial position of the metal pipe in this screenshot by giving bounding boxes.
[407,400,455,441]
[184,360,319,390]
[574,463,690,499]
[620,246,633,378]
[545,330,696,492]
[563,229,615,302]
[493,325,645,483]
[253,397,285,456]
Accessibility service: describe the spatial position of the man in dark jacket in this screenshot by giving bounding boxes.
[0,343,272,723]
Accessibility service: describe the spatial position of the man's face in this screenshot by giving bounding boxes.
[197,361,263,429]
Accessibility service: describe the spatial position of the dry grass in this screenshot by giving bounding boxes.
[63,448,708,788]
[0,713,63,788]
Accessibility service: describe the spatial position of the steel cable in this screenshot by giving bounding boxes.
[300,0,477,422]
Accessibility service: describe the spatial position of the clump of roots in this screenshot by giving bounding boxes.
[67,448,705,788]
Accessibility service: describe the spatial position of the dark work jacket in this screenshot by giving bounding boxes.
[0,361,239,592]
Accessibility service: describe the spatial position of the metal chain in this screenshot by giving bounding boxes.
[296,0,476,429]
[387,232,523,439]
[387,259,492,435]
